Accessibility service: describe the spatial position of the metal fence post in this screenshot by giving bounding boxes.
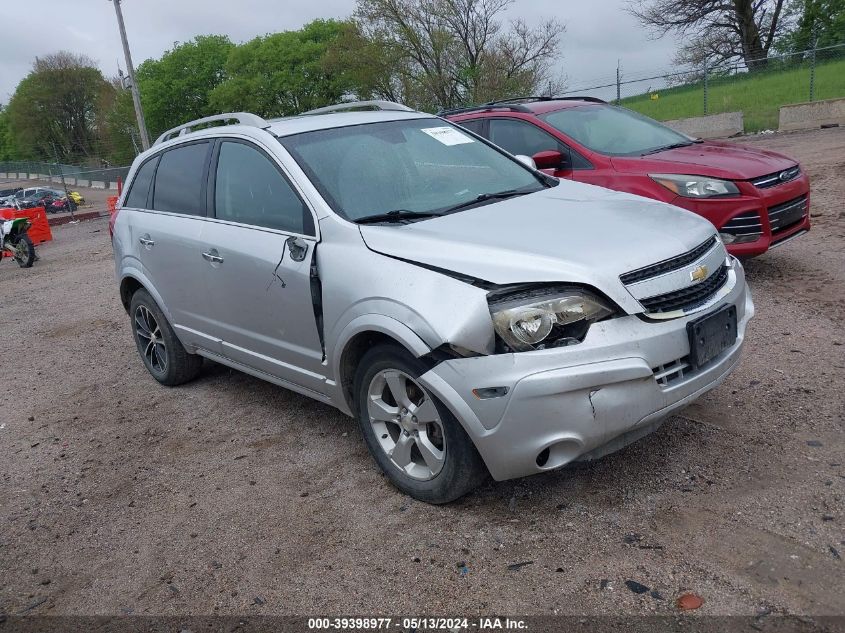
[809,38,817,101]
[616,62,621,104]
[703,63,709,115]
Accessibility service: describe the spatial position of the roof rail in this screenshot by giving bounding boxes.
[437,103,532,116]
[554,96,607,104]
[153,112,270,146]
[488,95,608,105]
[439,95,608,117]
[301,100,414,115]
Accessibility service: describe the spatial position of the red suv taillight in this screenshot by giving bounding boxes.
[109,207,120,239]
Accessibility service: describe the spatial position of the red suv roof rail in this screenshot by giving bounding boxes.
[438,95,607,117]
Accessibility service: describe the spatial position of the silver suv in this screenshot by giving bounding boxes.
[112,102,753,503]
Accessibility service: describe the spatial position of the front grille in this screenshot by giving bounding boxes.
[652,357,692,387]
[751,166,800,189]
[768,195,807,233]
[720,210,762,237]
[640,264,729,314]
[620,236,717,285]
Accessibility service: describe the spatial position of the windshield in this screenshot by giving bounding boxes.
[540,104,693,156]
[279,118,545,221]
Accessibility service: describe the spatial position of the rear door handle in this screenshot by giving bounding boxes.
[138,235,155,247]
[202,249,224,264]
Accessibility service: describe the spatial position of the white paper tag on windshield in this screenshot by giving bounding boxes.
[421,126,474,146]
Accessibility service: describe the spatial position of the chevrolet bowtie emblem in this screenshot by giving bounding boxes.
[689,265,708,282]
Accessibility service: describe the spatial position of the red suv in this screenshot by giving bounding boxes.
[444,97,810,257]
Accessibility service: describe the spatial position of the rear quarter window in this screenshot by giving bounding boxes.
[152,142,210,216]
[124,157,158,209]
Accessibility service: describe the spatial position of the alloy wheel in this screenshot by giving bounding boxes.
[134,305,167,374]
[366,369,446,480]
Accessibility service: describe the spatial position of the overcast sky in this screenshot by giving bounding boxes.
[1,0,681,103]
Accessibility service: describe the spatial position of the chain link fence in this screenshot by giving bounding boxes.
[0,161,130,190]
[560,42,845,133]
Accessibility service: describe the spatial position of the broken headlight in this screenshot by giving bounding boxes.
[488,287,614,352]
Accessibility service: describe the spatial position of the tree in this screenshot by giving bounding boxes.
[778,0,845,52]
[5,52,113,161]
[99,81,141,166]
[135,35,234,138]
[351,0,564,110]
[0,106,16,162]
[628,0,789,70]
[210,20,354,117]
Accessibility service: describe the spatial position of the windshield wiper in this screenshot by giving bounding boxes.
[354,209,443,225]
[439,189,533,215]
[640,141,696,156]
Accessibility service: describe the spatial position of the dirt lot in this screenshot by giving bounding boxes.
[0,127,843,622]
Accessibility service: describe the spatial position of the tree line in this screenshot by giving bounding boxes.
[0,0,842,167]
[0,0,563,166]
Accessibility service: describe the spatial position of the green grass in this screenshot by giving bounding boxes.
[620,57,845,132]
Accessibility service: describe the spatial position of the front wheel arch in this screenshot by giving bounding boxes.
[338,330,424,416]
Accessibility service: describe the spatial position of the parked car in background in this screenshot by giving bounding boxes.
[14,187,52,201]
[112,103,753,503]
[445,97,810,257]
[17,190,55,209]
[0,188,22,207]
[18,190,61,210]
[47,194,78,213]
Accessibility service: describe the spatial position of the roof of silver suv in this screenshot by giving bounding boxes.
[153,101,432,146]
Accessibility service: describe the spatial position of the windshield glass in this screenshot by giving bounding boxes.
[279,118,544,221]
[540,104,692,156]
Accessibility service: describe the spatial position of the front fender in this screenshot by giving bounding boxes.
[328,314,432,416]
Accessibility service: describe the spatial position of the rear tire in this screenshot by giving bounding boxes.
[354,344,487,504]
[13,235,35,268]
[129,289,203,386]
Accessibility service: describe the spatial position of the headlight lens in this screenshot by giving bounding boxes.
[489,289,614,352]
[650,174,740,198]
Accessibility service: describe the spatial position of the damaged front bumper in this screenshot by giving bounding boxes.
[419,264,754,481]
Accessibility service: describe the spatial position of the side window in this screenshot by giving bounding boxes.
[124,157,158,209]
[457,119,485,135]
[488,119,562,157]
[488,118,592,169]
[152,142,210,216]
[213,141,313,235]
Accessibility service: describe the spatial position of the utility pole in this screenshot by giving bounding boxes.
[52,144,75,221]
[110,0,150,150]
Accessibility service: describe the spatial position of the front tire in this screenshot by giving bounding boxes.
[12,235,35,268]
[129,289,202,386]
[354,344,487,504]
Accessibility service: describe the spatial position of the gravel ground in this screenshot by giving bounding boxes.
[0,127,843,621]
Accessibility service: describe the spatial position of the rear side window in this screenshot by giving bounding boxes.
[124,157,157,209]
[213,141,313,235]
[152,142,210,216]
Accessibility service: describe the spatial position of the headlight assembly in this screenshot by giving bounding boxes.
[488,287,615,352]
[650,174,740,198]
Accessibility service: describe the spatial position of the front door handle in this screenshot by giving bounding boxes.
[202,249,224,264]
[138,235,155,247]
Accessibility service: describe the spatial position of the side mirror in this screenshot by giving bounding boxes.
[532,150,565,170]
[514,154,536,169]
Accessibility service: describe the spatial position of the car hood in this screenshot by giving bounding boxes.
[359,181,716,314]
[611,140,796,180]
